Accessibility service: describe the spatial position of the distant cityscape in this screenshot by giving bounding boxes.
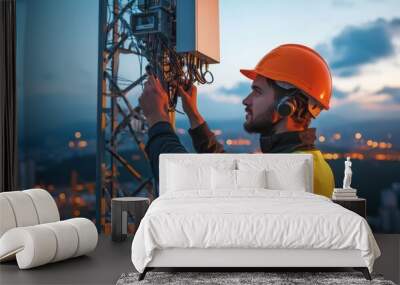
[18,119,400,234]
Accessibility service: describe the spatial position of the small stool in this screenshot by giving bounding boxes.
[111,197,149,242]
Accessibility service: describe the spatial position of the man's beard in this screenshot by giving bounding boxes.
[243,106,276,134]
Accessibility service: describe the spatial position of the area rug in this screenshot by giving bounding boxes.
[116,271,396,285]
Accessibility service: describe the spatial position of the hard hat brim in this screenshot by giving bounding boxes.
[240,69,258,80]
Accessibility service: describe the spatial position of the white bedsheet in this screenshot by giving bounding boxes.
[131,190,380,273]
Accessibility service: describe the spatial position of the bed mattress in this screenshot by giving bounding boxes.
[131,189,380,273]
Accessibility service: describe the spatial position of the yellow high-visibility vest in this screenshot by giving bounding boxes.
[295,149,335,198]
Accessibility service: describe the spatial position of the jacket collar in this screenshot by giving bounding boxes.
[259,128,317,153]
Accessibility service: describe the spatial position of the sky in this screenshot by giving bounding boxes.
[17,0,98,128]
[16,0,400,132]
[199,0,400,121]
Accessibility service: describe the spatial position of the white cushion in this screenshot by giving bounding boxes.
[0,191,39,227]
[42,221,79,262]
[0,189,60,238]
[266,162,308,191]
[238,159,309,192]
[211,169,267,191]
[211,168,237,190]
[23,189,60,223]
[167,159,236,192]
[236,169,267,189]
[65,218,98,257]
[167,162,211,191]
[0,196,17,237]
[0,226,57,269]
[0,218,98,269]
[160,154,313,195]
[0,189,98,269]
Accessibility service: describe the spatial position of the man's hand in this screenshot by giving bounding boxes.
[139,75,170,128]
[177,85,204,129]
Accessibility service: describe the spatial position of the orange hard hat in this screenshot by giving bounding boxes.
[240,44,332,110]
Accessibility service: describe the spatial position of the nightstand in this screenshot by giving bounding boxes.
[332,198,366,218]
[111,197,150,242]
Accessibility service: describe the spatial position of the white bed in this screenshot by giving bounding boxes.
[131,154,380,280]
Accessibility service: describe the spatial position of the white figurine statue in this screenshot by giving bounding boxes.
[342,157,353,189]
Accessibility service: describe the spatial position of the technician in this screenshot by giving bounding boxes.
[139,44,335,197]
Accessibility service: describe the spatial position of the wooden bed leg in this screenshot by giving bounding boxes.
[354,267,371,280]
[138,268,148,281]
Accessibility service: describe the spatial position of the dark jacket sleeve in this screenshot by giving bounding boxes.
[144,121,188,197]
[188,121,225,153]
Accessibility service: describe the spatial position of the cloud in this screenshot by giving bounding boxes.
[316,18,400,77]
[332,87,349,99]
[331,0,355,7]
[204,81,250,105]
[332,0,394,8]
[330,86,361,101]
[219,81,251,96]
[377,86,400,103]
[327,84,400,120]
[205,93,243,104]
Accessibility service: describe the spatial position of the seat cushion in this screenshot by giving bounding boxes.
[65,218,98,257]
[0,218,98,269]
[0,191,39,228]
[0,196,17,237]
[0,189,60,239]
[23,189,60,224]
[0,225,57,269]
[42,221,79,262]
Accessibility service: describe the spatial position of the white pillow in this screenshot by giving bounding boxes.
[167,162,211,191]
[166,159,236,192]
[237,158,309,192]
[211,168,236,190]
[236,169,267,189]
[266,163,307,191]
[211,169,267,190]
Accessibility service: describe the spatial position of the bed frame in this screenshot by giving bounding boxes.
[139,248,371,280]
[138,154,372,281]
